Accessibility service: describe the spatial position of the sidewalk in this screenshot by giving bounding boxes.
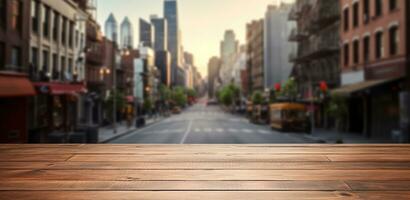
[302,129,393,144]
[98,117,164,143]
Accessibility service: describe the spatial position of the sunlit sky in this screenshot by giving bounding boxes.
[97,0,294,76]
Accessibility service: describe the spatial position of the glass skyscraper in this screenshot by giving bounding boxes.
[105,13,118,43]
[150,16,168,51]
[164,0,180,86]
[120,17,134,49]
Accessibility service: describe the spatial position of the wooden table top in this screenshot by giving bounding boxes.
[0,144,409,199]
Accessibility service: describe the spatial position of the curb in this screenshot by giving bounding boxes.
[100,117,166,143]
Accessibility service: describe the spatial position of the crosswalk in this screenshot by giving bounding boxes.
[142,128,272,135]
[164,117,248,123]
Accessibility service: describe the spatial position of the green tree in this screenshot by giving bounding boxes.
[327,95,348,131]
[278,77,298,101]
[172,87,187,107]
[252,91,263,105]
[159,84,172,101]
[143,98,153,112]
[105,90,126,122]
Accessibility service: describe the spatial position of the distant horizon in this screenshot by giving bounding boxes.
[97,0,295,77]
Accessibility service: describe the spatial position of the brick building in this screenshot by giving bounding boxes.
[334,0,407,139]
[0,0,34,143]
[246,19,264,94]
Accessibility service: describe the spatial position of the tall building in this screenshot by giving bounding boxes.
[0,0,33,143]
[105,13,118,43]
[164,0,181,86]
[120,17,134,49]
[208,57,221,98]
[289,0,340,100]
[332,0,407,139]
[219,30,239,86]
[139,18,155,48]
[151,16,168,51]
[155,50,171,87]
[264,3,296,89]
[246,19,265,93]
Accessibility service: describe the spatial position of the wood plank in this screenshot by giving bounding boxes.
[0,180,350,191]
[67,154,330,162]
[0,154,73,162]
[1,161,409,170]
[1,170,410,181]
[347,181,410,191]
[328,155,410,162]
[0,191,362,200]
[2,191,410,200]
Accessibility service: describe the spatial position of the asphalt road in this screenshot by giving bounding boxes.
[111,101,313,144]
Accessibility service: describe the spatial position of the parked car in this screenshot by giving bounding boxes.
[206,99,218,106]
[172,106,182,114]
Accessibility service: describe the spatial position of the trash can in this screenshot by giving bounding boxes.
[86,126,99,144]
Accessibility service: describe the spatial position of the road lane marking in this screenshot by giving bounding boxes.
[243,129,252,133]
[258,129,271,134]
[228,128,237,132]
[194,128,200,132]
[216,128,223,133]
[180,120,193,144]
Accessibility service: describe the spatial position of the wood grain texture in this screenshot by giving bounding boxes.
[0,144,409,199]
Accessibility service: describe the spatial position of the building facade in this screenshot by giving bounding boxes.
[0,0,34,143]
[155,50,171,87]
[139,18,155,48]
[335,0,407,139]
[151,16,168,51]
[246,19,265,93]
[289,0,341,99]
[264,3,296,89]
[207,56,221,98]
[219,30,239,86]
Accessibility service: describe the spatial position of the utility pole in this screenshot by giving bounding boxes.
[112,35,117,134]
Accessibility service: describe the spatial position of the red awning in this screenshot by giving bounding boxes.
[0,72,36,97]
[33,82,87,95]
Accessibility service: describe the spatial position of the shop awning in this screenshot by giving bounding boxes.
[33,82,87,95]
[0,72,36,97]
[331,78,400,97]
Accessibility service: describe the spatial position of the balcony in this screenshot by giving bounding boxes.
[288,5,299,21]
[288,51,298,63]
[299,26,339,60]
[311,0,340,27]
[288,27,308,42]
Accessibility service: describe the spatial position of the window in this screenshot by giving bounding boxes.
[11,0,22,32]
[344,43,349,66]
[69,22,74,48]
[0,0,6,29]
[43,6,50,38]
[375,0,383,17]
[61,56,66,79]
[52,53,58,79]
[363,0,370,24]
[389,26,399,55]
[343,9,349,31]
[61,17,67,45]
[0,43,4,69]
[11,47,21,67]
[353,40,359,64]
[375,31,384,59]
[31,47,39,69]
[31,0,40,33]
[53,12,59,42]
[75,30,79,48]
[363,36,370,62]
[389,0,397,11]
[42,50,49,72]
[353,3,359,28]
[68,58,73,74]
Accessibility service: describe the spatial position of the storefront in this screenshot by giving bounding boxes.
[332,78,403,139]
[0,72,36,143]
[31,82,86,142]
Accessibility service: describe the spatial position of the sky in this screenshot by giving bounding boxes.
[97,0,294,76]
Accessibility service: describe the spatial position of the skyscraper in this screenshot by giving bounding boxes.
[150,16,168,51]
[139,18,155,48]
[219,30,239,86]
[264,4,295,89]
[164,0,181,86]
[105,13,118,43]
[120,17,134,49]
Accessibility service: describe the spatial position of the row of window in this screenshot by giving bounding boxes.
[343,0,398,31]
[31,0,78,49]
[343,25,399,67]
[31,47,74,80]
